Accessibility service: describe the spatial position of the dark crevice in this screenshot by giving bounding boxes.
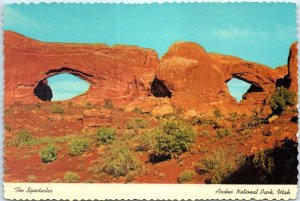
[245,84,263,94]
[151,77,172,98]
[276,75,290,88]
[34,80,53,101]
[45,67,95,84]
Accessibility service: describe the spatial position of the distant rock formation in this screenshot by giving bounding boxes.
[4,30,297,115]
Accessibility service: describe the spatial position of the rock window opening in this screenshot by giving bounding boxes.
[34,73,90,101]
[226,78,252,102]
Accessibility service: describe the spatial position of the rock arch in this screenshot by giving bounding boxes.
[4,31,159,105]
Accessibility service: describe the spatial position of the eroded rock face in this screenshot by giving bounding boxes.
[156,42,233,113]
[288,42,298,92]
[4,31,159,105]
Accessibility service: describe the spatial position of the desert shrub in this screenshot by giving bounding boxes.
[241,110,264,129]
[101,144,141,177]
[39,144,57,163]
[227,112,239,122]
[63,171,80,183]
[10,130,34,146]
[68,138,89,156]
[103,98,114,109]
[152,119,195,160]
[136,130,159,152]
[4,124,11,132]
[85,102,93,109]
[253,150,274,175]
[192,116,218,128]
[216,128,232,139]
[158,172,167,180]
[213,108,222,121]
[177,170,195,183]
[199,130,210,137]
[269,86,296,115]
[133,107,143,114]
[27,175,37,182]
[96,127,116,145]
[68,101,73,107]
[51,104,64,114]
[201,150,234,184]
[126,118,149,130]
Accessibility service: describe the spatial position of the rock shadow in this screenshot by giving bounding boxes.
[151,77,172,98]
[221,138,298,184]
[34,80,53,101]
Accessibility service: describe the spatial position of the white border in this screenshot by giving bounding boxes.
[0,0,299,200]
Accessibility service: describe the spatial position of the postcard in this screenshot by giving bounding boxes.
[2,1,298,200]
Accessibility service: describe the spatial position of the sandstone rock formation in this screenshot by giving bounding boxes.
[4,30,297,116]
[287,42,298,92]
[4,31,158,105]
[155,41,292,114]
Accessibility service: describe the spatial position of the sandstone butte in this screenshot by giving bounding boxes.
[4,30,298,116]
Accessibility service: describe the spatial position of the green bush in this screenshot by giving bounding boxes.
[96,127,116,145]
[201,150,234,184]
[213,108,222,120]
[11,130,34,146]
[216,128,232,139]
[152,119,195,159]
[39,144,57,163]
[102,144,141,177]
[177,170,195,183]
[269,86,296,114]
[63,171,80,183]
[103,98,114,109]
[68,138,89,156]
[126,118,149,130]
[51,104,64,114]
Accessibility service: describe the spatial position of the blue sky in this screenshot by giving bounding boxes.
[48,73,90,101]
[3,3,297,101]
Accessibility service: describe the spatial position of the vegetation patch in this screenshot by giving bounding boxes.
[39,144,58,163]
[10,130,34,146]
[103,98,114,109]
[269,86,296,115]
[126,118,149,130]
[68,138,90,156]
[200,150,234,184]
[51,104,64,114]
[177,170,195,183]
[149,119,195,161]
[101,144,141,177]
[63,171,80,183]
[216,128,232,139]
[96,127,116,145]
